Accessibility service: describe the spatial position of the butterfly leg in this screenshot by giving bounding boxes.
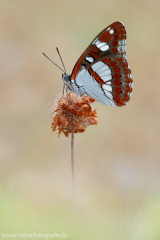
[59,83,66,102]
[60,84,68,107]
[86,94,92,111]
[65,87,69,106]
[62,83,65,95]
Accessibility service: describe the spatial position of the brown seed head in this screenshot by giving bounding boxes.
[51,92,98,137]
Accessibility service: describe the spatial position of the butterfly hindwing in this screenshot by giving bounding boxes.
[71,21,132,106]
[86,57,132,106]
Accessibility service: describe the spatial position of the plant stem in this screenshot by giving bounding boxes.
[71,128,75,192]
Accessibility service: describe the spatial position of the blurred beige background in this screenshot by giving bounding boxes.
[0,0,160,239]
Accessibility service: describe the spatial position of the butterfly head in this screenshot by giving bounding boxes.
[62,74,74,92]
[62,74,70,83]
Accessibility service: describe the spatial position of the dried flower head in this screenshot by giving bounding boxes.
[51,92,98,137]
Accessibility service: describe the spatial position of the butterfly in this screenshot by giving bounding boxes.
[43,21,132,106]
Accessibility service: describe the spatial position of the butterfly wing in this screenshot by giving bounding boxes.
[71,21,132,106]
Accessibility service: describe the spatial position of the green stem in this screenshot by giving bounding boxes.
[71,128,75,192]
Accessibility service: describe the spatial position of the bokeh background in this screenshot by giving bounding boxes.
[1,0,160,239]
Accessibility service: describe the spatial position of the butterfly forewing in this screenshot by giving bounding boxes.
[71,21,132,106]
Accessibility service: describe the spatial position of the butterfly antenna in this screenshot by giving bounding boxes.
[56,46,66,74]
[42,52,65,73]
